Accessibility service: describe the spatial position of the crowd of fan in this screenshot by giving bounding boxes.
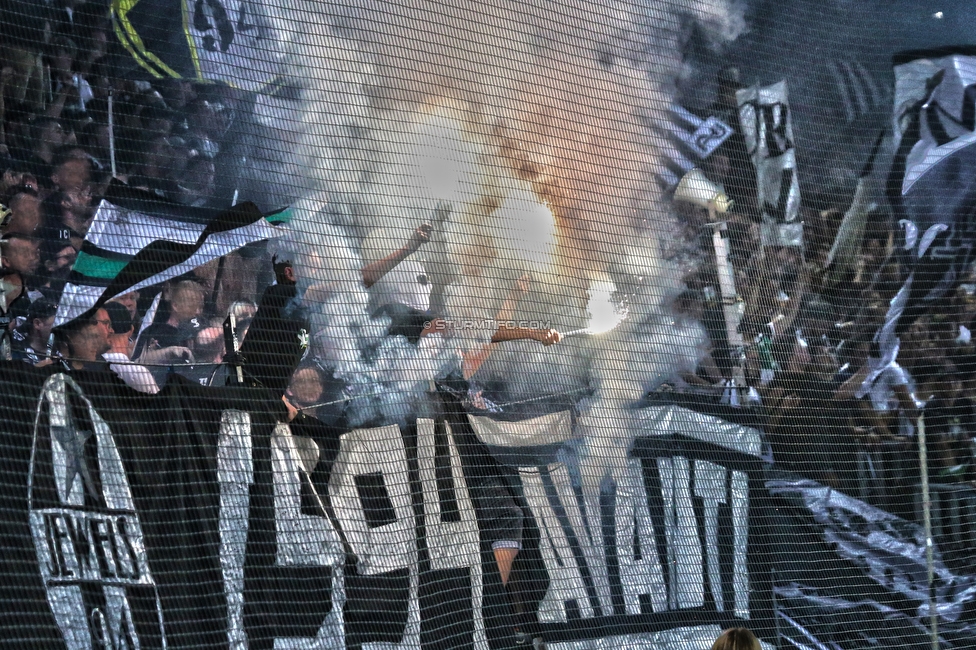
[0,2,295,401]
[662,68,976,515]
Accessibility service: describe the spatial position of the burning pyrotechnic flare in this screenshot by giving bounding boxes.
[563,279,630,338]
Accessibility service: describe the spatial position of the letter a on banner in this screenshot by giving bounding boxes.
[520,464,595,623]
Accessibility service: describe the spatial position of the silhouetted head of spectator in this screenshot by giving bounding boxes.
[139,135,175,180]
[51,146,93,192]
[272,255,296,286]
[26,297,57,342]
[710,627,761,650]
[19,173,38,193]
[46,36,77,82]
[0,161,25,195]
[193,325,225,363]
[39,236,77,288]
[73,4,110,70]
[59,311,111,368]
[31,117,66,163]
[0,267,24,306]
[155,78,194,113]
[101,300,135,354]
[1,233,39,277]
[186,99,218,139]
[76,118,111,161]
[3,187,42,235]
[165,136,191,177]
[141,105,176,138]
[4,103,33,159]
[179,154,215,206]
[288,364,325,408]
[93,306,113,342]
[166,280,206,328]
[44,188,92,236]
[109,291,140,320]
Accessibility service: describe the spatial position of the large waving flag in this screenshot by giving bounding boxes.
[55,182,283,326]
[872,50,976,352]
[111,0,289,91]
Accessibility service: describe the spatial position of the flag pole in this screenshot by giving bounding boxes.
[708,209,747,402]
[208,177,240,316]
[223,313,244,384]
[108,90,117,178]
[916,414,939,650]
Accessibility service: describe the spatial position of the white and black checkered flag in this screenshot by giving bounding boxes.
[650,104,733,190]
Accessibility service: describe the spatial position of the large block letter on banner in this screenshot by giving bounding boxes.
[417,418,487,650]
[615,457,668,615]
[548,462,612,616]
[731,470,750,619]
[658,456,704,609]
[693,460,727,613]
[217,410,254,649]
[328,424,415,572]
[271,424,346,649]
[329,424,420,649]
[519,464,594,623]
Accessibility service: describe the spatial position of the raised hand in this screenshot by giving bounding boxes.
[407,223,433,251]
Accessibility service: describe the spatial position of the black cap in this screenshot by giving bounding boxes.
[27,297,57,322]
[102,301,135,334]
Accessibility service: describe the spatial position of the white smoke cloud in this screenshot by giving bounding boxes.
[271,0,745,462]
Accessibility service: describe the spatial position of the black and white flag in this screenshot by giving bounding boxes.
[56,183,279,326]
[737,81,803,247]
[652,104,734,190]
[879,49,976,347]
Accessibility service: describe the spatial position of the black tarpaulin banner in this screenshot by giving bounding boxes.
[0,362,775,648]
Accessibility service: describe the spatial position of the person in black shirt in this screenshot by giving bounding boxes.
[11,296,56,364]
[0,233,40,321]
[134,280,205,358]
[237,255,310,396]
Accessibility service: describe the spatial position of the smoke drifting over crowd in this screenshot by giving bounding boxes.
[259,0,746,489]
